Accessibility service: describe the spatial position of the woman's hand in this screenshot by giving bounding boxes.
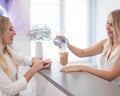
[56,35,69,44]
[32,60,44,71]
[60,65,89,72]
[32,57,51,69]
[43,59,52,69]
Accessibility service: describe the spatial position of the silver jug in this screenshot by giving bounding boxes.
[53,37,66,48]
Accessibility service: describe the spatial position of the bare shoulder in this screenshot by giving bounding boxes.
[97,38,108,46]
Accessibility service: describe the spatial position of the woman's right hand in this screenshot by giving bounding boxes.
[32,60,44,72]
[60,65,88,72]
[56,35,69,45]
[56,35,65,38]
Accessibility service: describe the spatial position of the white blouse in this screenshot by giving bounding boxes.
[0,51,32,96]
[101,39,120,85]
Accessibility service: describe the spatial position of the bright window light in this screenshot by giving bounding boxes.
[30,0,90,63]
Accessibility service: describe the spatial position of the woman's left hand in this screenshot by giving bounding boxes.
[60,65,88,72]
[43,59,52,69]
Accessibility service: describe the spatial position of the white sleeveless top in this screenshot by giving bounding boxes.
[101,39,120,85]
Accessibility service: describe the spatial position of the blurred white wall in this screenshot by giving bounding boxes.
[8,0,31,56]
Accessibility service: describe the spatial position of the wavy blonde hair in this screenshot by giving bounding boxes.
[102,9,120,59]
[0,16,18,79]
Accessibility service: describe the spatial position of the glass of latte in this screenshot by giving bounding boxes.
[59,51,68,67]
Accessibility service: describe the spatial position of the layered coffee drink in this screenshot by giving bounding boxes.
[59,51,68,65]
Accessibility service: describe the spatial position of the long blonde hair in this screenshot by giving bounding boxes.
[102,9,120,59]
[112,9,120,42]
[0,16,18,79]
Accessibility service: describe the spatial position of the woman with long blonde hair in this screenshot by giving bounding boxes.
[0,16,51,96]
[55,9,120,85]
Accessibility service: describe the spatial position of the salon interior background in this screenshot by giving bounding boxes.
[0,0,120,68]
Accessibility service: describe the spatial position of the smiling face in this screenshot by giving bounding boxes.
[2,21,16,45]
[106,14,114,39]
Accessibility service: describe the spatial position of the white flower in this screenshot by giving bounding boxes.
[28,24,51,41]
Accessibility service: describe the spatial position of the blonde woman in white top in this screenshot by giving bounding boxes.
[0,16,51,96]
[58,9,120,85]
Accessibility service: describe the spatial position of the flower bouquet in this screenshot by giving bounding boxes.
[28,24,51,41]
[28,24,52,59]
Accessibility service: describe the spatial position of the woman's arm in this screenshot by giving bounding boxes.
[68,39,107,57]
[12,51,51,68]
[12,51,32,66]
[0,67,27,95]
[61,59,120,81]
[0,60,44,95]
[24,60,44,82]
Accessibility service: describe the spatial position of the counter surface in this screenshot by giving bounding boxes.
[38,59,120,96]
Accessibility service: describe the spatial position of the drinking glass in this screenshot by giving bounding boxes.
[59,51,68,68]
